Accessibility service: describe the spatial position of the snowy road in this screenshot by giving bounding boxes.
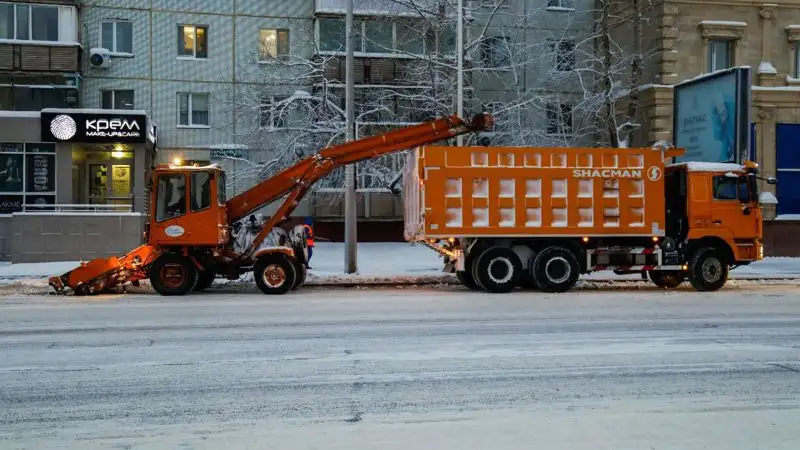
[1,285,800,449]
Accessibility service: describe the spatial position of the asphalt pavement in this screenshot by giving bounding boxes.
[1,284,799,449]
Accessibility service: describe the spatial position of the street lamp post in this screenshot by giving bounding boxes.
[344,0,357,274]
[456,0,464,147]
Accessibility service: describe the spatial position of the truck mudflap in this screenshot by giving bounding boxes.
[48,244,162,296]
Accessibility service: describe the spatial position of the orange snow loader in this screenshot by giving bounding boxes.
[403,143,776,293]
[48,113,494,296]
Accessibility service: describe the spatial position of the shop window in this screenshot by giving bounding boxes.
[0,142,55,214]
[178,24,207,59]
[101,20,133,54]
[191,171,211,212]
[258,28,289,60]
[155,173,186,222]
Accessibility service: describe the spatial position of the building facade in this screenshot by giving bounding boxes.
[625,0,800,219]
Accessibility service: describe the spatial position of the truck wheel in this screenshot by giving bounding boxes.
[194,270,215,292]
[532,246,580,293]
[292,261,307,290]
[648,270,685,288]
[149,253,198,296]
[688,247,729,292]
[456,271,481,291]
[472,247,522,294]
[253,254,297,295]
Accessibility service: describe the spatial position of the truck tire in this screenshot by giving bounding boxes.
[472,246,522,294]
[648,270,685,289]
[194,269,215,292]
[531,246,580,293]
[253,253,297,295]
[688,247,729,292]
[149,253,198,296]
[456,270,481,291]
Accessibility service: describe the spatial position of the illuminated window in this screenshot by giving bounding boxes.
[177,24,207,59]
[258,28,289,60]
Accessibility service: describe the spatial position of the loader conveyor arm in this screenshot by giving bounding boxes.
[226,113,493,223]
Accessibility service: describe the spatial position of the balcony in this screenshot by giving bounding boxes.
[315,0,446,17]
[313,54,469,87]
[0,43,81,73]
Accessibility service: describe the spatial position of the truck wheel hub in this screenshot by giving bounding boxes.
[161,264,185,288]
[487,257,513,284]
[545,257,570,284]
[263,264,286,288]
[701,259,722,281]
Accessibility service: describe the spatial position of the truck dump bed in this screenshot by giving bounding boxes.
[404,145,669,240]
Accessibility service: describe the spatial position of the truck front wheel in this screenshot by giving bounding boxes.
[688,248,729,292]
[149,253,198,296]
[649,270,685,289]
[253,254,297,295]
[531,246,580,293]
[472,246,522,294]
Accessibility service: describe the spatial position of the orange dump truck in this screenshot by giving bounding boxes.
[403,144,776,293]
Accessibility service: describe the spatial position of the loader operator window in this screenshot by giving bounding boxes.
[217,172,227,204]
[191,171,211,212]
[713,176,749,202]
[155,173,187,222]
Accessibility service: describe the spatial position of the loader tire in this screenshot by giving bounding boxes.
[688,247,728,292]
[649,270,685,289]
[472,246,522,294]
[532,246,580,293]
[456,270,481,291]
[292,260,307,290]
[150,253,198,296]
[194,269,215,292]
[253,253,297,295]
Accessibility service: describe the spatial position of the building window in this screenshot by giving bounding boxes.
[259,95,288,128]
[101,20,133,54]
[259,28,289,60]
[707,39,732,72]
[549,39,575,71]
[178,25,207,59]
[178,93,210,127]
[795,42,800,78]
[546,103,573,135]
[101,90,134,109]
[364,19,393,53]
[0,3,59,42]
[318,18,345,52]
[547,0,575,8]
[481,36,511,68]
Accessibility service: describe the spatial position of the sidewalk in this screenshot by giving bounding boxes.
[0,242,799,288]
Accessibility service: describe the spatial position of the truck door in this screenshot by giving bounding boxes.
[709,174,758,259]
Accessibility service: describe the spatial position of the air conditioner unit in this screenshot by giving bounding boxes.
[89,48,111,69]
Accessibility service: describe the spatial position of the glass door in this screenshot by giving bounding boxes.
[85,157,134,207]
[88,163,107,204]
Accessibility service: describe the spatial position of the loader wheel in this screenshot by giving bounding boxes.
[150,253,198,296]
[688,247,728,292]
[253,254,297,295]
[532,246,580,293]
[472,246,522,294]
[456,270,481,291]
[648,270,685,289]
[292,261,307,290]
[194,270,215,292]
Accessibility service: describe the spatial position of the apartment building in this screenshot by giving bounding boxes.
[618,0,800,218]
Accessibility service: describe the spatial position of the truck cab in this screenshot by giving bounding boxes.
[146,164,230,247]
[664,161,775,270]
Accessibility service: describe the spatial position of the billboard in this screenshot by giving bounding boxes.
[41,111,149,144]
[673,66,751,164]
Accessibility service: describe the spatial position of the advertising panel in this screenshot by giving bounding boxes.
[673,66,752,164]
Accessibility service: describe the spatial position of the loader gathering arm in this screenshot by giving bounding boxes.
[229,113,493,258]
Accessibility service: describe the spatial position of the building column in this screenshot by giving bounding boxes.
[134,146,146,213]
[55,143,72,205]
[660,4,680,85]
[758,4,779,86]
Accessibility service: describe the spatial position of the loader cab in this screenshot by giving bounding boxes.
[146,164,230,247]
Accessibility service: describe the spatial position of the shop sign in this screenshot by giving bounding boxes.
[41,111,148,144]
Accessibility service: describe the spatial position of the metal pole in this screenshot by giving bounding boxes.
[344,0,357,273]
[456,0,464,147]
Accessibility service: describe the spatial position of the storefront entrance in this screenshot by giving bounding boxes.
[72,147,134,207]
